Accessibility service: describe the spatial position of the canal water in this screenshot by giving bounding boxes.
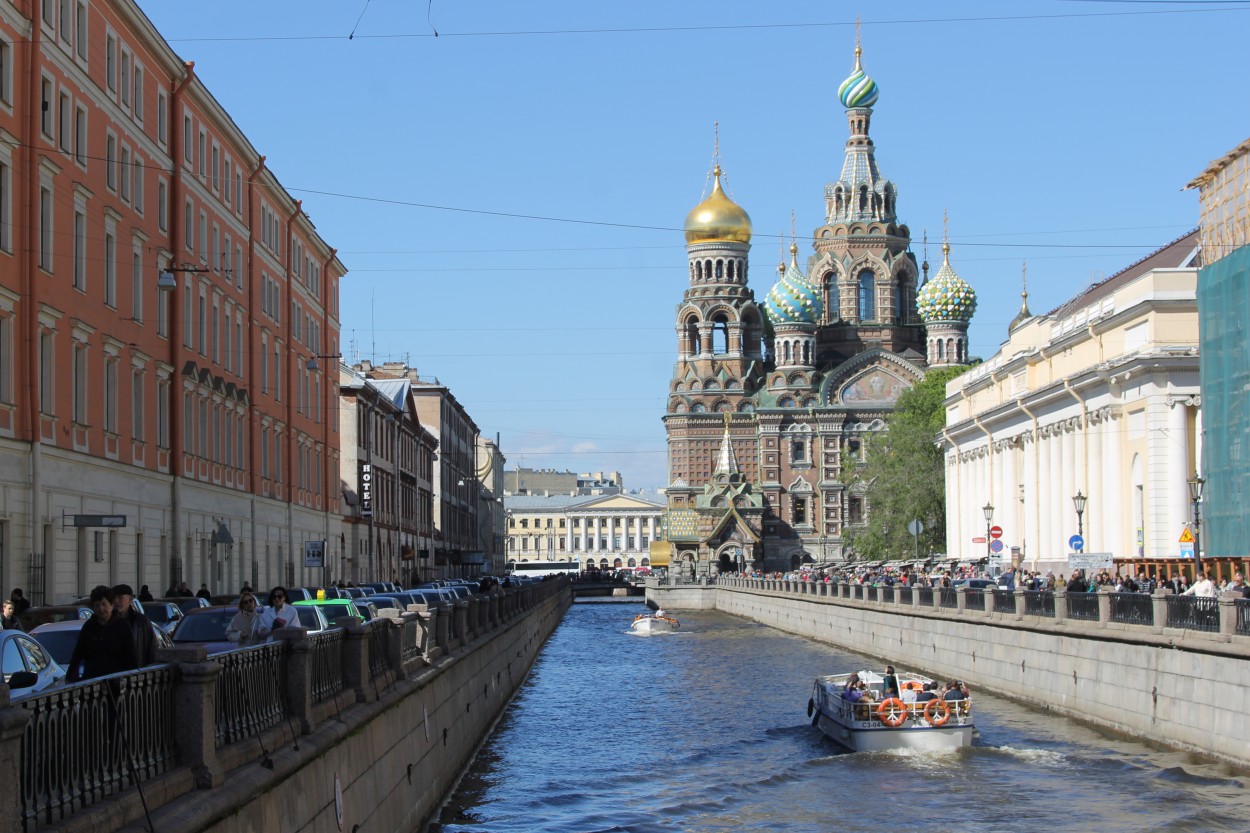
[432,602,1250,833]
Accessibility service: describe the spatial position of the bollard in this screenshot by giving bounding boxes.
[340,619,371,703]
[1218,592,1239,636]
[277,627,313,735]
[0,684,33,833]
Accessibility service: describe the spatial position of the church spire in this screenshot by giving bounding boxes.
[1010,261,1033,331]
[715,412,739,475]
[828,34,893,225]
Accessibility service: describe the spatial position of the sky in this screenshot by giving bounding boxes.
[139,0,1250,491]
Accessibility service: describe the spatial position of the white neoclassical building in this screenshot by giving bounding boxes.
[940,232,1202,569]
[505,492,664,569]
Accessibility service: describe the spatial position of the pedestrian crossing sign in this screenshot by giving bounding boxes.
[1179,527,1195,544]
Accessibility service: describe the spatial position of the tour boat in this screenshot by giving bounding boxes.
[808,669,974,752]
[630,608,679,634]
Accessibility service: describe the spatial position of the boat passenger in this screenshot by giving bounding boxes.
[943,681,967,703]
[842,674,862,702]
[882,665,900,699]
[913,682,938,704]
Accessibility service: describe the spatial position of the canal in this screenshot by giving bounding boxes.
[432,602,1249,833]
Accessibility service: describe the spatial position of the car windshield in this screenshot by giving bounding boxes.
[294,606,323,629]
[173,610,233,642]
[30,629,79,666]
[20,608,87,629]
[145,605,174,623]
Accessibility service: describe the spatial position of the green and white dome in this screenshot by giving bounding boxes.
[917,243,977,323]
[764,245,823,326]
[838,45,879,109]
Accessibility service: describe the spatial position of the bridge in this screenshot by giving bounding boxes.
[570,579,645,600]
[648,576,1250,769]
[0,581,571,833]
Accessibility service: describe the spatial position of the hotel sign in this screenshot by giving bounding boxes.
[359,463,373,518]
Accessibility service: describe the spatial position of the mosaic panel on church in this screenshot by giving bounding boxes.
[838,369,910,405]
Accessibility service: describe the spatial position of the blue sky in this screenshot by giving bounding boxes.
[141,0,1249,490]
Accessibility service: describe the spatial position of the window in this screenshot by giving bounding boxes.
[260,333,268,391]
[1,38,14,105]
[157,380,169,448]
[73,105,86,165]
[73,343,87,424]
[857,271,876,321]
[57,92,69,152]
[197,129,206,177]
[40,77,52,137]
[211,144,219,190]
[198,211,206,262]
[131,249,142,321]
[106,134,116,190]
[132,371,144,440]
[157,180,167,231]
[133,65,143,122]
[182,278,191,347]
[182,393,193,454]
[72,210,84,289]
[156,91,167,145]
[75,2,87,61]
[198,398,207,458]
[133,154,143,213]
[103,231,115,306]
[120,50,130,108]
[0,160,11,252]
[105,33,116,92]
[38,187,52,270]
[39,331,53,414]
[793,497,807,526]
[58,0,70,43]
[104,357,117,433]
[234,316,243,379]
[183,114,192,162]
[184,199,193,251]
[0,315,10,403]
[210,300,218,363]
[119,146,130,202]
[196,290,205,353]
[156,267,168,338]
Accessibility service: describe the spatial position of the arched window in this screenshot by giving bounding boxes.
[936,339,945,360]
[715,259,724,279]
[858,271,876,321]
[711,313,729,353]
[896,277,907,322]
[824,271,840,321]
[859,186,868,213]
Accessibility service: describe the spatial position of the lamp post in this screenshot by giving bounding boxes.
[982,501,994,566]
[1188,476,1205,576]
[1072,490,1086,542]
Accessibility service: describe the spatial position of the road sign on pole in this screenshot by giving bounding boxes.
[1179,527,1195,544]
[989,526,1003,540]
[1069,534,1085,552]
[989,539,1005,554]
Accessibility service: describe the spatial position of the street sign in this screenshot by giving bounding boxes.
[989,539,1004,554]
[907,519,924,536]
[1179,527,1195,544]
[304,540,325,569]
[71,514,127,528]
[989,525,1003,540]
[1180,542,1195,559]
[1069,534,1085,552]
[1069,552,1113,572]
[972,536,987,544]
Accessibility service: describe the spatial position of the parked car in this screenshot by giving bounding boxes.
[142,601,185,634]
[17,605,92,632]
[285,588,316,603]
[294,598,364,624]
[170,606,246,655]
[30,618,173,671]
[158,596,212,615]
[338,587,366,600]
[360,594,411,613]
[951,578,998,590]
[1,629,66,698]
[351,601,381,622]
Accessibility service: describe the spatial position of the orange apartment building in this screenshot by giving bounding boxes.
[0,1,346,603]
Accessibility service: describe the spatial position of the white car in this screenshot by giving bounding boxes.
[1,629,66,699]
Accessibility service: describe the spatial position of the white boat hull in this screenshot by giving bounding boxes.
[810,670,975,753]
[630,615,678,634]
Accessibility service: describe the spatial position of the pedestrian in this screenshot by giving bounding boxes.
[196,583,212,600]
[177,581,194,598]
[112,584,157,667]
[1182,571,1217,598]
[137,585,154,603]
[9,588,30,616]
[227,592,265,646]
[260,587,298,636]
[882,665,900,699]
[67,586,137,682]
[1,598,22,631]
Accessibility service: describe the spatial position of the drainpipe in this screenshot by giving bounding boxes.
[22,10,43,600]
[283,199,302,584]
[168,61,196,591]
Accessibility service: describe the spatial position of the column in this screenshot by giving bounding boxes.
[593,517,602,552]
[1048,428,1062,559]
[633,517,643,551]
[1087,417,1103,553]
[1002,439,1018,555]
[1168,401,1189,542]
[1062,426,1076,544]
[1103,414,1124,557]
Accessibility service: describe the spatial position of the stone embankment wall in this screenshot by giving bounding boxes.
[2,581,571,833]
[648,581,1250,768]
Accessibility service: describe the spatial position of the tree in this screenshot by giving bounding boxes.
[845,366,971,562]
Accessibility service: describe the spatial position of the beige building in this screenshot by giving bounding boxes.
[505,492,664,569]
[940,232,1202,569]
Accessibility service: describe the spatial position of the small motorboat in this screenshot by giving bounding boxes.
[630,608,679,634]
[808,669,974,752]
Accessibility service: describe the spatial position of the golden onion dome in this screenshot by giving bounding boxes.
[684,166,752,245]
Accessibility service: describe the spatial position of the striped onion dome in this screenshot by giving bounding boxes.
[838,45,879,109]
[917,243,978,323]
[764,245,823,325]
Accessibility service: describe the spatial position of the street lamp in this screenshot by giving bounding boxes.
[1188,476,1205,575]
[982,501,994,565]
[1072,490,1087,539]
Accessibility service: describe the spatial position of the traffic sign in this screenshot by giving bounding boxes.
[1179,527,1195,544]
[989,525,1003,540]
[1180,542,1195,559]
[972,536,987,544]
[989,539,1005,554]
[1069,534,1085,552]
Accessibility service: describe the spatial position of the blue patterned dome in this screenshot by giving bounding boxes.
[838,46,879,109]
[764,246,823,325]
[917,243,977,323]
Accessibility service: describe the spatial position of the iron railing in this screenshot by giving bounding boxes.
[309,628,346,704]
[852,585,866,601]
[1109,592,1154,626]
[939,588,958,610]
[917,587,934,606]
[965,588,984,610]
[214,642,288,748]
[367,620,392,681]
[1023,591,1056,617]
[1067,592,1100,621]
[993,589,1016,614]
[20,666,177,831]
[1165,596,1220,632]
[1236,599,1250,636]
[897,586,913,605]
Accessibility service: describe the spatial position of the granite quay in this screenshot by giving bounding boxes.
[0,580,572,833]
[649,577,1250,768]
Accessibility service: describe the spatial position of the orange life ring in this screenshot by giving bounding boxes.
[903,681,923,692]
[923,698,952,727]
[877,697,908,728]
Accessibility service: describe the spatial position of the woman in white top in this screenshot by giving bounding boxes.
[259,586,299,638]
[226,592,265,646]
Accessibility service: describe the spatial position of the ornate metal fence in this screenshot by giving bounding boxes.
[1165,596,1220,632]
[1237,599,1250,636]
[1067,592,1099,621]
[897,586,913,605]
[993,589,1016,614]
[1109,592,1154,626]
[965,588,984,610]
[20,666,176,831]
[939,588,958,610]
[367,621,392,681]
[1023,591,1056,617]
[309,629,346,704]
[215,642,288,748]
[917,587,934,606]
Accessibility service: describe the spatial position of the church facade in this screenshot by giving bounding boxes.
[660,41,977,576]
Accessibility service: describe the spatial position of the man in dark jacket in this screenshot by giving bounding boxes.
[196,583,213,600]
[67,586,137,682]
[112,584,157,667]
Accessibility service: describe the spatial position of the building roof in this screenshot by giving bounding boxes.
[1045,228,1201,320]
[504,491,665,511]
[368,378,409,411]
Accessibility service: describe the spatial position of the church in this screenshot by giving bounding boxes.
[659,39,978,577]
